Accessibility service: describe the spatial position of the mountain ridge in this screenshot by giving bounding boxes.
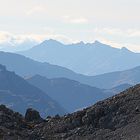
[1,51,140,89]
[26,74,107,113]
[0,64,66,117]
[19,39,140,75]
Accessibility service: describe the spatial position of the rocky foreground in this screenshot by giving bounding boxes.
[1,84,140,140]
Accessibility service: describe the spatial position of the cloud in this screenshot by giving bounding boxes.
[63,16,89,24]
[0,28,140,53]
[101,39,140,53]
[94,28,140,38]
[127,29,140,37]
[0,31,36,45]
[0,30,75,48]
[26,5,47,16]
[91,27,140,52]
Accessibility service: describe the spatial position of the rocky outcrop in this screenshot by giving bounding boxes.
[1,84,140,139]
[0,105,30,140]
[25,108,43,122]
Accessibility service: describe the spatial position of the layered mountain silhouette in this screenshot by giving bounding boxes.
[19,39,140,75]
[84,66,140,88]
[0,64,66,117]
[0,39,140,139]
[0,51,81,78]
[26,74,107,112]
[0,83,140,139]
[0,51,140,89]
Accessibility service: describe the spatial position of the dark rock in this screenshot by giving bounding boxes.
[54,114,60,119]
[1,84,140,139]
[25,108,42,122]
[135,106,139,112]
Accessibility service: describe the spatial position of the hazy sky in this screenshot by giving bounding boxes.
[0,0,140,51]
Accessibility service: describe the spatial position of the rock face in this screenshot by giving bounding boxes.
[25,108,42,122]
[0,105,30,140]
[1,84,140,139]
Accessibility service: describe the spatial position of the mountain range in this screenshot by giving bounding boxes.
[0,83,140,139]
[26,74,107,113]
[0,64,66,117]
[0,51,140,89]
[0,39,140,139]
[0,51,135,115]
[19,39,140,75]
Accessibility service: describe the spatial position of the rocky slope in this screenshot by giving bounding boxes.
[1,84,140,139]
[103,83,132,96]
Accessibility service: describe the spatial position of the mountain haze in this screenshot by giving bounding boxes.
[0,51,140,89]
[0,64,66,117]
[19,39,140,75]
[26,75,107,112]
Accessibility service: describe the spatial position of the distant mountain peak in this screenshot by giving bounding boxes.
[42,39,64,46]
[18,39,140,75]
[94,40,102,44]
[121,47,130,52]
[93,40,107,46]
[75,41,85,46]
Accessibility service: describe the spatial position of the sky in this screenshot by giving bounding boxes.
[0,0,140,52]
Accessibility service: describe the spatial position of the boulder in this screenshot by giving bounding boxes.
[25,108,42,122]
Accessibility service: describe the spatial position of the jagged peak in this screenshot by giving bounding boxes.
[93,40,108,46]
[94,40,102,44]
[41,39,64,46]
[75,41,85,45]
[121,47,130,52]
[92,40,112,48]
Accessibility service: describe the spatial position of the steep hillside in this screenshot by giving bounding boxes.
[1,84,140,139]
[26,75,107,112]
[0,64,66,117]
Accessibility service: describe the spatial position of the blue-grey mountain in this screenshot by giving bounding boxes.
[0,51,139,89]
[19,39,140,75]
[0,64,66,117]
[26,75,107,112]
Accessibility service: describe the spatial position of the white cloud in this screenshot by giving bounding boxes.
[63,16,89,24]
[69,18,88,24]
[0,31,36,45]
[0,28,140,53]
[91,27,140,52]
[0,30,75,48]
[94,28,140,38]
[101,39,140,53]
[26,5,47,16]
